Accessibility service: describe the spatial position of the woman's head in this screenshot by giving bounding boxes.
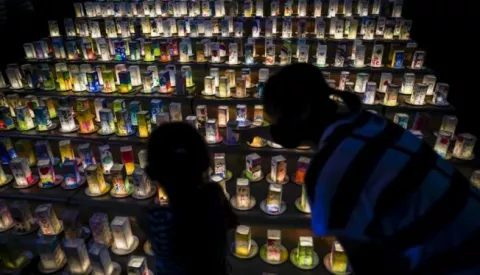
[146,122,210,189]
[263,63,361,148]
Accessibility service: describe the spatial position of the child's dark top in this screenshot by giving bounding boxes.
[143,183,237,275]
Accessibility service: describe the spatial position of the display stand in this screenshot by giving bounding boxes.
[0,1,472,274]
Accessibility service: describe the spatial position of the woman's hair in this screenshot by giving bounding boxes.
[264,63,361,119]
[146,122,210,189]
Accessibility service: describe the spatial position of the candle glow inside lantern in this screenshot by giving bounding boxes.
[85,164,109,196]
[89,243,116,275]
[150,99,163,124]
[354,73,369,93]
[269,155,287,184]
[0,165,10,186]
[111,216,137,254]
[205,119,221,143]
[213,153,228,180]
[295,157,311,185]
[325,241,351,273]
[37,235,67,272]
[35,204,62,236]
[204,76,214,95]
[440,115,458,137]
[34,106,54,131]
[15,106,35,131]
[422,75,437,96]
[0,200,14,231]
[58,107,77,132]
[453,134,477,160]
[391,50,404,69]
[0,106,15,130]
[434,132,451,159]
[8,201,35,236]
[6,94,20,117]
[217,106,229,127]
[235,225,254,257]
[64,239,92,275]
[236,104,248,127]
[433,83,450,106]
[411,50,426,69]
[120,146,135,176]
[77,108,96,134]
[111,164,132,197]
[232,178,255,210]
[377,73,392,93]
[371,44,385,67]
[264,183,283,214]
[294,236,315,268]
[72,71,87,92]
[295,184,312,214]
[10,158,35,187]
[245,153,262,181]
[39,97,57,119]
[58,140,74,164]
[99,145,114,176]
[37,159,59,188]
[63,159,83,188]
[132,168,153,198]
[115,110,134,137]
[62,210,82,240]
[408,83,428,105]
[6,67,24,89]
[137,111,151,139]
[158,70,170,93]
[102,70,117,93]
[315,44,327,67]
[89,213,113,247]
[362,82,376,105]
[129,101,141,126]
[24,43,37,59]
[128,66,141,87]
[156,112,170,127]
[181,66,194,88]
[253,105,263,126]
[15,139,36,167]
[393,113,409,129]
[168,102,182,122]
[156,183,169,206]
[86,71,101,93]
[33,40,49,59]
[118,71,133,94]
[195,105,207,127]
[263,229,287,264]
[127,256,151,275]
[78,143,96,169]
[380,84,399,106]
[400,73,415,95]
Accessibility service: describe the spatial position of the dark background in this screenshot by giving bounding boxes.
[1,0,477,135]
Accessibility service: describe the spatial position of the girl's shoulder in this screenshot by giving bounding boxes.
[147,205,173,221]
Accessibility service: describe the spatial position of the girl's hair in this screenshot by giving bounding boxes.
[146,122,210,189]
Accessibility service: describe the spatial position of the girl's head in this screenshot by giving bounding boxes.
[146,122,210,190]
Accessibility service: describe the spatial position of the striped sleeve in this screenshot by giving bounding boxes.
[307,111,382,239]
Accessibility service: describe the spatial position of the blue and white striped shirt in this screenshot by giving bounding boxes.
[306,110,480,274]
